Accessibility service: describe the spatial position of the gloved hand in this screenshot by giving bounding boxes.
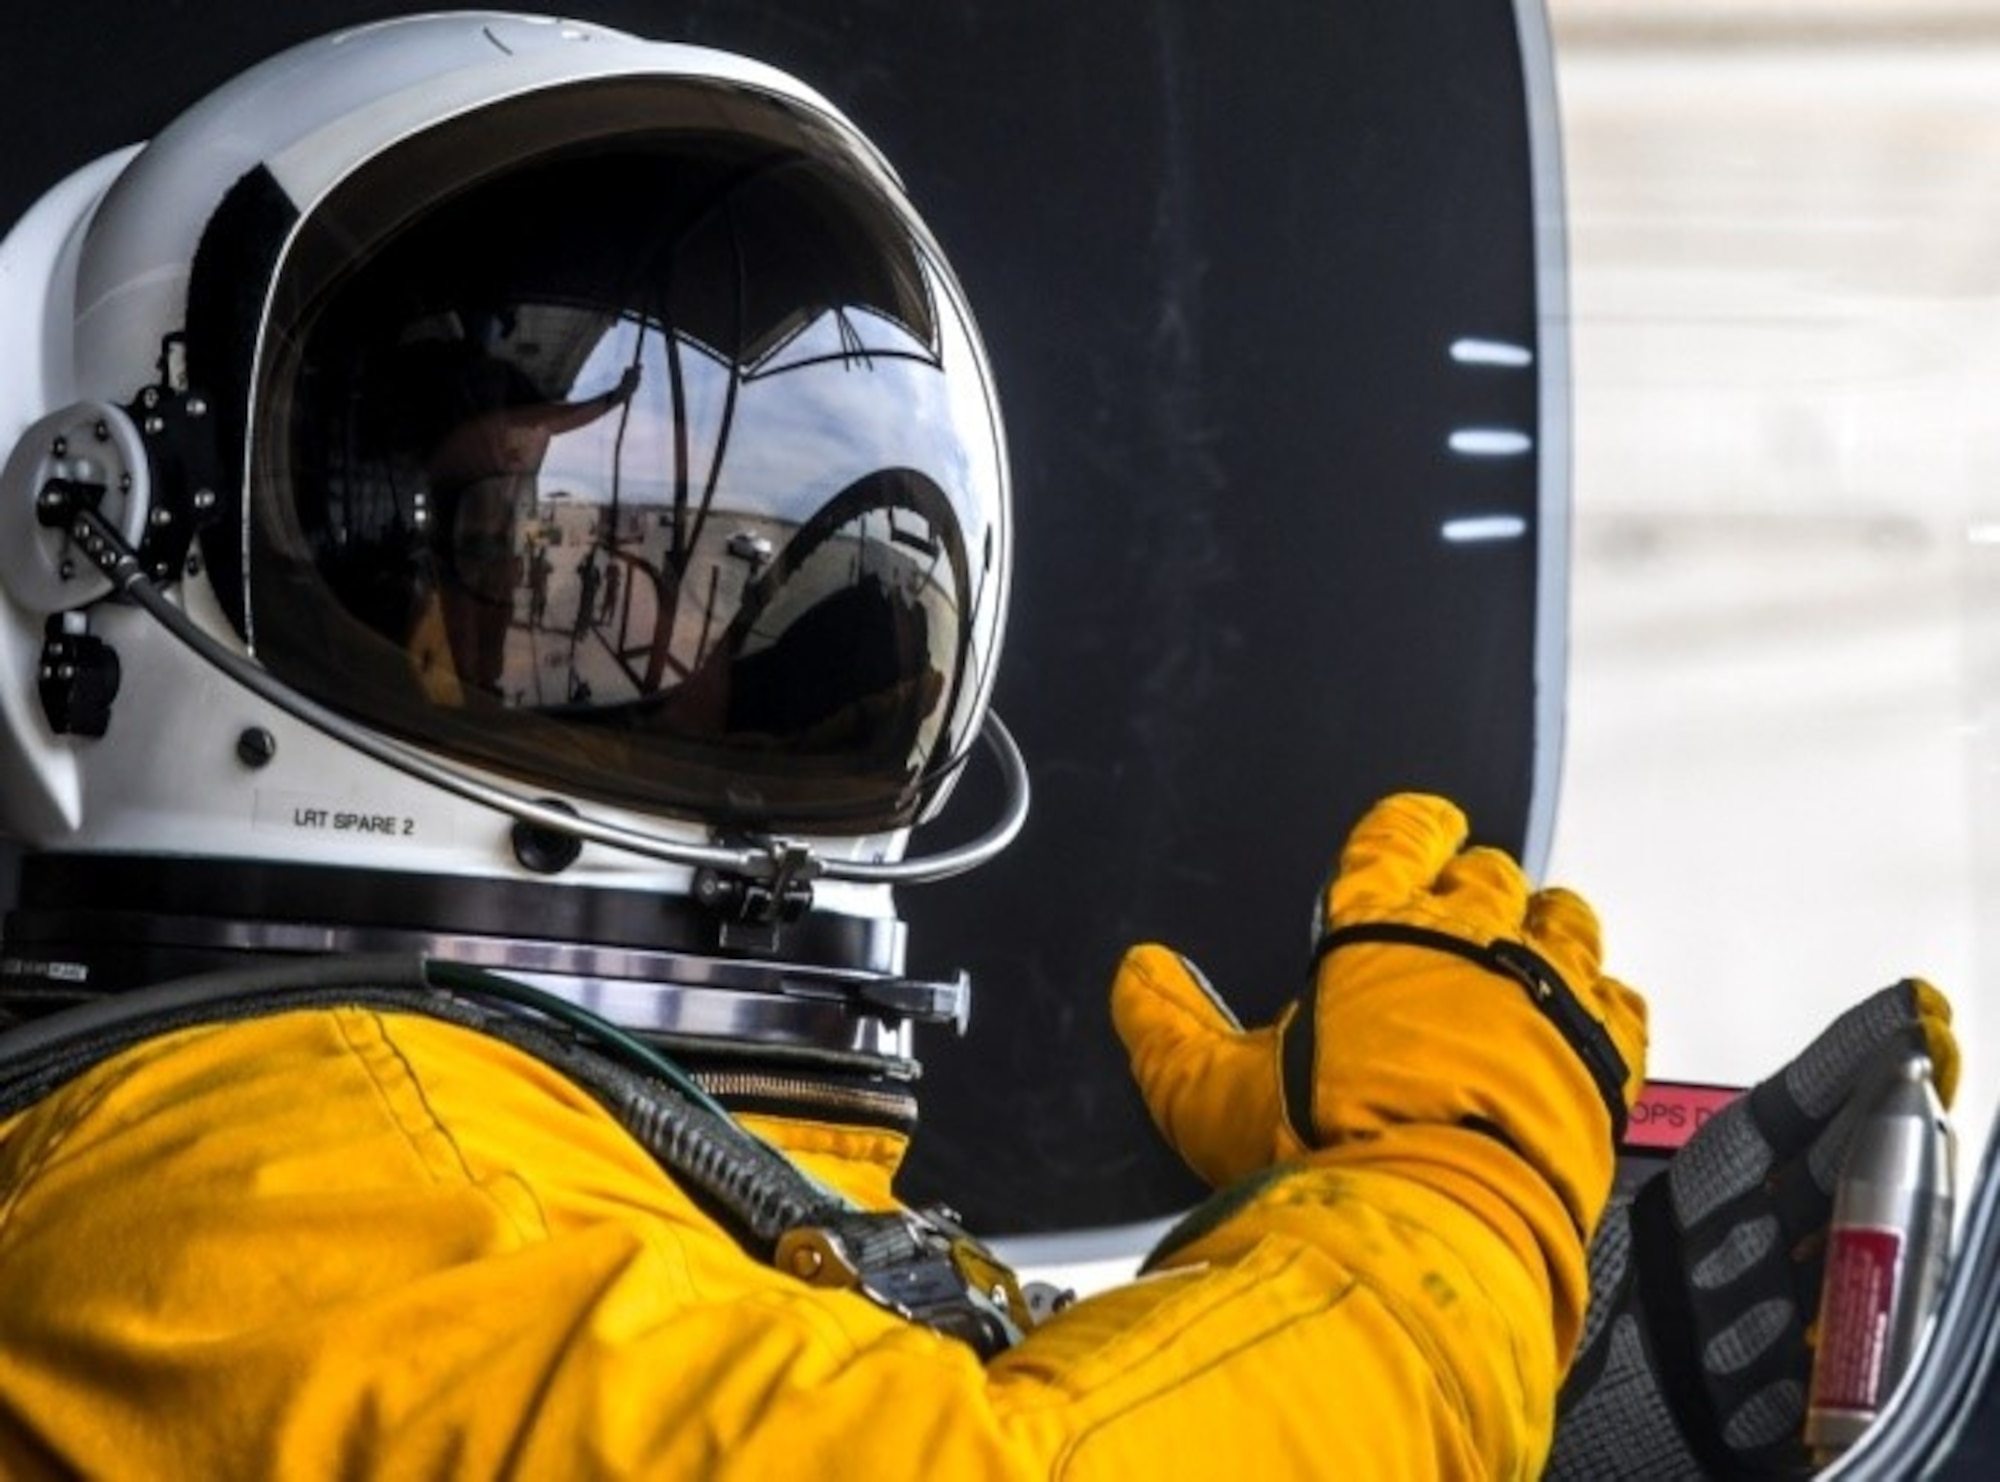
[1545,978,1958,1480]
[1112,792,1648,1280]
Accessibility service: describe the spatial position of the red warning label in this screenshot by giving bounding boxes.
[1812,1226,1903,1412]
[1622,1080,1744,1151]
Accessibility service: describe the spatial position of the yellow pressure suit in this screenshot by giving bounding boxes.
[0,796,1646,1478]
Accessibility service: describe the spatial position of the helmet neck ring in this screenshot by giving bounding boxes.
[0,853,968,1078]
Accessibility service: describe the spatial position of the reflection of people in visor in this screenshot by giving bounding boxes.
[404,328,641,697]
[0,16,1960,1482]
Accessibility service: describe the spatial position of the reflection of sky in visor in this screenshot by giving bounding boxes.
[541,296,989,530]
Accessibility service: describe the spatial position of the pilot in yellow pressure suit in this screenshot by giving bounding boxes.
[0,15,1955,1478]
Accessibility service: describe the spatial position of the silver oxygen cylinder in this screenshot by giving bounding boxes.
[1804,1053,1955,1461]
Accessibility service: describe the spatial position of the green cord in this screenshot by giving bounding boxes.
[420,957,730,1118]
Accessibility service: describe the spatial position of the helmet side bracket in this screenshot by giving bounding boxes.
[1,344,226,738]
[0,398,154,614]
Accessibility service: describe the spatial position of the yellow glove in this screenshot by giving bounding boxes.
[1111,792,1649,1240]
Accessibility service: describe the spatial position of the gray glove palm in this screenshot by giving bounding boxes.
[1546,979,1957,1479]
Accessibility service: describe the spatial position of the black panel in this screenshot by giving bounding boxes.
[3,0,1550,1234]
[1933,1389,2000,1479]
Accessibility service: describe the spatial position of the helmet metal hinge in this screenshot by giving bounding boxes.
[694,840,818,948]
[34,483,140,589]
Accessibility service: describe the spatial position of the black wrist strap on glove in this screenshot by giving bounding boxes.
[1311,922,1631,1143]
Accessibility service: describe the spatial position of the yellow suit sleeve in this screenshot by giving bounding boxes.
[0,1007,1556,1479]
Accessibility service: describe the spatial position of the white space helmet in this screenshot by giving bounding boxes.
[0,13,1022,1070]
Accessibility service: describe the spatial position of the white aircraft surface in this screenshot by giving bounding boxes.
[1549,0,2000,1189]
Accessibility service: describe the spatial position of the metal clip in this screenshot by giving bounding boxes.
[694,840,819,952]
[773,1208,1031,1360]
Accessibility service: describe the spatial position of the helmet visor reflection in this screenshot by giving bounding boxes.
[246,78,1006,833]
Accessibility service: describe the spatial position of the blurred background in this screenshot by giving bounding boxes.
[1545,0,2000,1184]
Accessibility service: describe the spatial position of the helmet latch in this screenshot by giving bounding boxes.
[694,840,817,950]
